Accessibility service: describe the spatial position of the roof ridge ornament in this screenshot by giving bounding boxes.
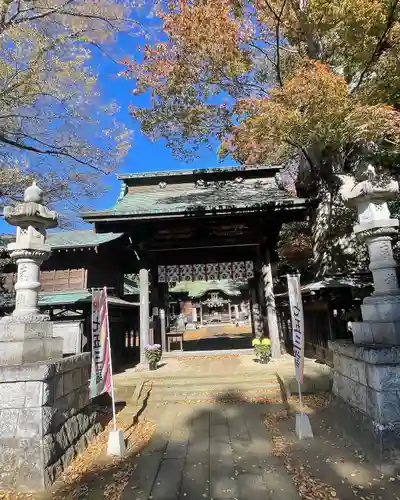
[116,182,128,202]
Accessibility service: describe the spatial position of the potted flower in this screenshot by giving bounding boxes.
[144,344,162,370]
[252,337,271,364]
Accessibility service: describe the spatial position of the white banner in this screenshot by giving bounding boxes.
[287,274,305,384]
[90,288,112,399]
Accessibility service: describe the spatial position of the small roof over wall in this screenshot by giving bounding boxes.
[0,229,123,251]
[275,276,372,298]
[1,289,138,309]
[81,166,308,221]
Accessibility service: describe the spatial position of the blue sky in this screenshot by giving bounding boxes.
[0,28,234,234]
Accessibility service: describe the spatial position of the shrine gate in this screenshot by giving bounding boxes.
[81,165,310,362]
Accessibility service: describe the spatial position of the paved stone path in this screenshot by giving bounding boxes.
[122,403,300,500]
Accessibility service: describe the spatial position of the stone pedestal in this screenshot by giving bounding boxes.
[0,353,101,491]
[330,172,400,468]
[330,341,400,467]
[0,320,63,365]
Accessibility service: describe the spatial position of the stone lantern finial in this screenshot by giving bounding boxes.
[24,180,43,203]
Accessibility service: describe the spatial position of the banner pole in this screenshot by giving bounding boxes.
[287,274,313,439]
[104,287,117,432]
[297,380,303,414]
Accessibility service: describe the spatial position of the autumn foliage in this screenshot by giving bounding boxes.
[126,0,400,274]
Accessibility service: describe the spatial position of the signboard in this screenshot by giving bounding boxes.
[90,288,112,398]
[287,274,305,384]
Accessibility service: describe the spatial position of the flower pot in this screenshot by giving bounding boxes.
[149,361,158,371]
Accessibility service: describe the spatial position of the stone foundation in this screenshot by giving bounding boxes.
[329,340,400,467]
[0,353,103,491]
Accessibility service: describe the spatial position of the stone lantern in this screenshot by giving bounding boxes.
[330,168,400,469]
[342,172,400,344]
[0,181,63,364]
[0,183,100,491]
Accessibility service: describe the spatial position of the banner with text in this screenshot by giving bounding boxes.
[90,288,112,399]
[287,275,305,384]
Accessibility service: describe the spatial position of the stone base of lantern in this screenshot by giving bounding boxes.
[350,293,400,345]
[329,340,400,469]
[0,318,64,365]
[352,320,400,345]
[0,353,103,491]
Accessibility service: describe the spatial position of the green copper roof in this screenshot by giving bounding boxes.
[46,230,123,249]
[38,289,91,306]
[0,230,123,250]
[82,177,306,220]
[170,280,247,298]
[124,277,140,295]
[3,289,138,308]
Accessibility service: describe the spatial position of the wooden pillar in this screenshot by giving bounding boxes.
[249,278,263,339]
[139,268,150,364]
[262,248,281,359]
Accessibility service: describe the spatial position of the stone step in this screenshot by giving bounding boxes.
[150,379,279,393]
[148,372,279,387]
[149,385,280,397]
[147,386,282,404]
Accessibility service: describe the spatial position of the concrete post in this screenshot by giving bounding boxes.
[234,304,240,321]
[192,305,198,324]
[160,308,166,352]
[139,268,150,364]
[262,249,281,359]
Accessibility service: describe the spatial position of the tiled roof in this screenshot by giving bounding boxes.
[46,230,123,248]
[117,165,279,181]
[0,230,123,250]
[124,277,140,295]
[170,279,246,298]
[2,289,138,308]
[82,177,306,219]
[39,289,91,305]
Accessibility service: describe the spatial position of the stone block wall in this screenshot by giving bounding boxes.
[329,340,400,465]
[0,353,103,491]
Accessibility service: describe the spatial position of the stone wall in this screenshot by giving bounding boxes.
[330,340,400,466]
[0,353,103,491]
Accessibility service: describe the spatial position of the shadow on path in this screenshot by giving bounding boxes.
[39,392,400,500]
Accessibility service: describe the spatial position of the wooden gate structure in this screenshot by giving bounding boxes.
[81,165,311,362]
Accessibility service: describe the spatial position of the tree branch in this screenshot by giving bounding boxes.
[275,1,288,86]
[353,0,399,92]
[0,133,107,174]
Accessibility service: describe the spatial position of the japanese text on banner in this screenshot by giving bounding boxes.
[287,275,305,384]
[90,288,112,398]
